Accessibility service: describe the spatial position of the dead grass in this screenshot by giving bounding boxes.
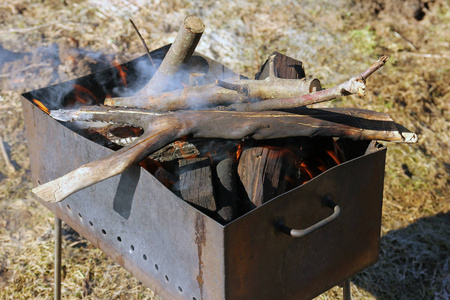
[0,0,448,299]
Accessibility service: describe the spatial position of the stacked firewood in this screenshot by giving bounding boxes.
[32,16,416,223]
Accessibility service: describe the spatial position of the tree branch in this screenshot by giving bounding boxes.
[230,56,389,111]
[139,15,205,96]
[34,105,416,203]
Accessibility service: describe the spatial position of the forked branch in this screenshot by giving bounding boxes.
[33,105,416,203]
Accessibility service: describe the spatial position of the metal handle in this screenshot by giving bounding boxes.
[278,195,340,238]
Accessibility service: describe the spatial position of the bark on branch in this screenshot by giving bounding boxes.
[140,15,205,96]
[105,56,386,112]
[105,77,321,111]
[230,56,389,111]
[33,105,416,203]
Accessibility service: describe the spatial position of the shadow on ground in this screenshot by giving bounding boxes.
[353,212,450,300]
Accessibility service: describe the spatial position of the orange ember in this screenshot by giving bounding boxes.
[113,61,128,87]
[236,142,244,161]
[32,99,50,114]
[73,84,99,104]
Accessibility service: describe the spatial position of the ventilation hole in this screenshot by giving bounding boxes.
[154,264,159,270]
[178,286,183,292]
[89,221,93,226]
[130,245,135,251]
[38,180,41,184]
[165,275,169,281]
[101,229,106,235]
[193,297,197,300]
[143,254,147,260]
[66,204,71,210]
[78,213,82,219]
[117,236,122,242]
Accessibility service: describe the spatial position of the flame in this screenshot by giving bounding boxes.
[113,60,128,87]
[330,140,344,164]
[325,149,341,165]
[296,139,345,185]
[236,142,244,161]
[300,162,314,180]
[32,99,50,114]
[73,84,99,104]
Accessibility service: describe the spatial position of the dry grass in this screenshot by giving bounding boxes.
[0,0,449,299]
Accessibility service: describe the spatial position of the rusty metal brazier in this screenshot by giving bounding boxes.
[22,47,386,300]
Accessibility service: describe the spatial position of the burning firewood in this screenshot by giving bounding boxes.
[237,141,301,207]
[178,157,217,212]
[215,157,238,222]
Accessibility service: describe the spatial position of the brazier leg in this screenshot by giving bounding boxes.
[343,278,352,300]
[54,216,62,300]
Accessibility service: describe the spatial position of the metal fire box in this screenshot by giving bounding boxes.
[22,49,386,300]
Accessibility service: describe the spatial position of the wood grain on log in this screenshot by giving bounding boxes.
[215,158,238,222]
[178,157,216,211]
[256,51,306,80]
[237,144,299,206]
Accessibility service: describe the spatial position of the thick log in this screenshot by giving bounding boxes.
[105,83,247,110]
[140,15,205,96]
[49,106,417,143]
[256,51,306,80]
[33,106,416,203]
[215,77,321,99]
[236,54,308,208]
[215,158,238,222]
[105,76,321,111]
[178,157,216,211]
[237,144,300,207]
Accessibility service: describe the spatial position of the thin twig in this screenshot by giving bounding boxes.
[0,137,16,173]
[359,55,389,81]
[129,18,155,68]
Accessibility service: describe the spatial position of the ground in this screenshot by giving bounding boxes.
[0,0,449,299]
